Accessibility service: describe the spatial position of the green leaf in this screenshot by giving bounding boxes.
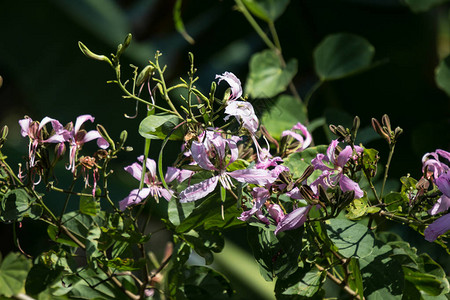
[313,33,375,81]
[403,267,445,296]
[435,55,450,97]
[283,145,328,180]
[183,265,234,299]
[0,189,34,222]
[25,263,63,295]
[247,226,303,281]
[348,258,364,300]
[79,194,100,216]
[246,49,297,99]
[275,265,326,297]
[139,113,184,140]
[175,193,243,233]
[183,230,224,265]
[241,0,290,22]
[326,218,375,258]
[403,0,449,12]
[85,225,102,263]
[260,95,307,140]
[0,252,32,297]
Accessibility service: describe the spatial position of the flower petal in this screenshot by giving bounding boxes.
[339,175,363,199]
[191,141,216,171]
[274,205,311,235]
[424,213,450,242]
[216,71,242,101]
[124,162,143,182]
[119,188,151,211]
[228,168,277,185]
[179,176,219,203]
[74,114,95,134]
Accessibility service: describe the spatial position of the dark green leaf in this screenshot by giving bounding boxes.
[0,252,32,297]
[326,218,375,258]
[283,145,328,180]
[25,263,63,295]
[139,113,184,140]
[275,265,326,297]
[0,189,33,222]
[314,33,375,81]
[246,50,297,99]
[348,258,364,300]
[261,95,307,140]
[436,55,450,97]
[183,265,234,299]
[241,0,290,22]
[183,230,224,265]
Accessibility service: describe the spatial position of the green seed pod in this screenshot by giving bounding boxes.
[136,65,155,86]
[78,42,111,64]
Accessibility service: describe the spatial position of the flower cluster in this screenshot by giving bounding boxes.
[19,115,109,188]
[422,149,450,241]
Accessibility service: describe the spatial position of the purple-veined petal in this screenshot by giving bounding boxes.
[436,173,450,197]
[38,117,57,131]
[97,137,109,149]
[216,72,242,101]
[165,167,179,183]
[336,146,353,168]
[268,204,285,223]
[228,168,277,185]
[191,141,216,171]
[424,213,450,242]
[428,195,450,215]
[159,188,173,202]
[311,153,332,171]
[44,134,69,144]
[179,176,219,203]
[436,149,450,162]
[81,130,102,144]
[292,122,312,150]
[124,162,143,182]
[247,187,270,215]
[327,140,339,165]
[19,118,32,137]
[255,210,270,225]
[74,114,95,134]
[119,188,151,211]
[339,175,364,199]
[224,101,259,133]
[274,205,311,235]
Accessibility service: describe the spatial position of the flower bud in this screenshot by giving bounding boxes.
[371,117,390,143]
[1,125,8,140]
[123,33,132,49]
[118,130,128,149]
[78,42,112,65]
[96,124,115,150]
[351,116,360,141]
[394,126,403,140]
[136,65,155,86]
[381,114,392,134]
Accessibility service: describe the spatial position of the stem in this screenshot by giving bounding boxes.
[234,0,277,51]
[315,264,362,300]
[380,143,395,198]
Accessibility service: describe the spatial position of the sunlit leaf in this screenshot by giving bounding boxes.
[403,0,449,12]
[0,252,32,297]
[246,50,297,99]
[314,33,375,81]
[139,113,184,140]
[260,94,307,140]
[435,55,450,97]
[326,218,374,258]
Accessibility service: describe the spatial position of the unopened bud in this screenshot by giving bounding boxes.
[381,114,392,134]
[136,65,155,86]
[371,117,390,143]
[78,42,112,65]
[209,81,216,100]
[1,125,8,140]
[123,33,132,49]
[394,126,403,139]
[351,116,360,140]
[96,124,115,149]
[118,130,128,148]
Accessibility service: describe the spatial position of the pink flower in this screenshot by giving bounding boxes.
[19,116,70,167]
[424,213,450,242]
[310,140,363,198]
[224,101,259,134]
[429,173,450,215]
[67,115,109,173]
[274,205,311,235]
[119,156,173,210]
[238,187,271,222]
[215,71,242,101]
[179,130,277,203]
[422,149,450,180]
[281,122,312,152]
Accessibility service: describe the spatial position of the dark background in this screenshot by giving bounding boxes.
[0,0,449,297]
